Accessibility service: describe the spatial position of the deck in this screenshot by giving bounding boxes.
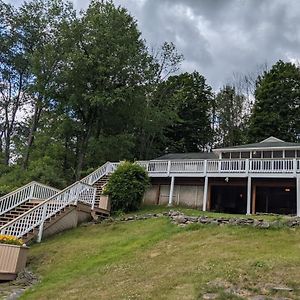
[129,159,300,178]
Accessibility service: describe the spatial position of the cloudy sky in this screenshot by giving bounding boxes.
[5,0,300,88]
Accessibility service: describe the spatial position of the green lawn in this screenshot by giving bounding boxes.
[22,209,300,300]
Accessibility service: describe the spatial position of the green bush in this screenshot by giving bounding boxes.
[104,161,150,213]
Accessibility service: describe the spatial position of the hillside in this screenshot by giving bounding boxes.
[20,209,300,300]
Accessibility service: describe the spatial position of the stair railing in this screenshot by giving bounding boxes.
[81,162,113,185]
[0,181,96,241]
[0,181,60,216]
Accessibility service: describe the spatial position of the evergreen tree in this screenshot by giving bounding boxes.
[249,60,300,142]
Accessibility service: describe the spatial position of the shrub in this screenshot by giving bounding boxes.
[104,161,150,213]
[0,234,23,246]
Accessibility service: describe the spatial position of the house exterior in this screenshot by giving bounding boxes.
[143,137,300,216]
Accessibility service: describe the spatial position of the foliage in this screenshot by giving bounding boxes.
[104,161,150,212]
[0,234,23,246]
[214,85,248,147]
[248,60,300,142]
[164,71,214,152]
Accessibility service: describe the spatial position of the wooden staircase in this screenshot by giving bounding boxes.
[0,162,114,242]
[0,200,39,227]
[91,175,111,219]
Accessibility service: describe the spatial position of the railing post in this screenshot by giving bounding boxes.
[293,159,297,176]
[29,182,35,199]
[204,160,207,176]
[37,203,48,243]
[245,159,249,175]
[167,161,171,177]
[218,160,221,173]
[91,187,97,210]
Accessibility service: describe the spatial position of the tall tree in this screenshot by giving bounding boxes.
[164,71,214,152]
[15,0,75,169]
[214,85,247,147]
[0,1,30,164]
[57,0,156,179]
[248,60,300,142]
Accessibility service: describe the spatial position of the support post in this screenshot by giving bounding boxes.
[246,176,251,215]
[168,176,175,206]
[91,187,97,210]
[203,176,208,211]
[37,203,48,243]
[297,177,300,217]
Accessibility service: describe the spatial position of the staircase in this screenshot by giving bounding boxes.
[0,162,117,242]
[93,175,110,208]
[0,201,38,227]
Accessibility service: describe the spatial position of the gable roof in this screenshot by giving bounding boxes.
[154,152,217,160]
[214,136,300,152]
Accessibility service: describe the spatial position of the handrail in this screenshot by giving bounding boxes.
[80,162,112,185]
[0,181,60,216]
[137,158,300,175]
[0,181,96,238]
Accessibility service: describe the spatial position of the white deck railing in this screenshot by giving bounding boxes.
[0,181,96,238]
[136,158,300,176]
[0,182,60,216]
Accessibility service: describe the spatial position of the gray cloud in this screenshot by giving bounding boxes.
[6,0,300,89]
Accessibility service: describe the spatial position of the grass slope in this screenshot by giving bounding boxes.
[22,209,300,300]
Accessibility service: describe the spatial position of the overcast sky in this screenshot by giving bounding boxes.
[5,0,300,89]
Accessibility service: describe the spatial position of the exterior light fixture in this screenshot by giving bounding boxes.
[284,188,291,192]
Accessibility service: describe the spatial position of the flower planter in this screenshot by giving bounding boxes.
[0,243,29,281]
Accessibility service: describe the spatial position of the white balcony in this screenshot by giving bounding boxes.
[137,158,300,178]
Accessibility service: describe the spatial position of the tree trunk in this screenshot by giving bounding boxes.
[23,103,42,169]
[75,126,92,180]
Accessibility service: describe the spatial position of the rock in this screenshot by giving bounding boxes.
[186,216,198,223]
[173,215,187,224]
[169,210,180,217]
[271,286,293,292]
[256,221,270,229]
[198,217,210,224]
[248,296,266,300]
[202,293,218,299]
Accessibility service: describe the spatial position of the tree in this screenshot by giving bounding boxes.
[164,71,214,152]
[56,0,158,179]
[104,161,150,212]
[0,1,30,164]
[248,60,300,142]
[214,85,247,147]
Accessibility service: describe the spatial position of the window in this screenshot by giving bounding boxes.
[222,152,230,159]
[231,152,240,159]
[241,151,250,158]
[273,151,283,158]
[285,150,296,158]
[263,151,272,158]
[252,151,261,158]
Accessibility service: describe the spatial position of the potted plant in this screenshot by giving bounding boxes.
[0,235,29,281]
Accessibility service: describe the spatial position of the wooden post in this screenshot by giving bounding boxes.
[251,182,256,214]
[203,176,208,211]
[156,185,161,205]
[207,182,211,211]
[168,177,175,206]
[246,176,251,215]
[297,177,300,217]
